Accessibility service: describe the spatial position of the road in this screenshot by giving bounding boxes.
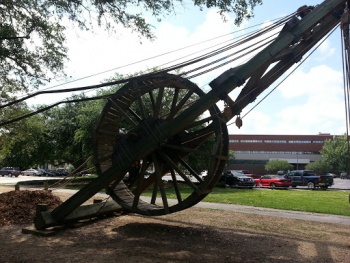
[0,175,350,189]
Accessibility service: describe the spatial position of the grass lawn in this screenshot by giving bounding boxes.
[205,188,350,216]
[143,186,350,216]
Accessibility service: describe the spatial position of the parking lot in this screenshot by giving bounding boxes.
[334,178,350,189]
[0,174,349,190]
[318,178,350,190]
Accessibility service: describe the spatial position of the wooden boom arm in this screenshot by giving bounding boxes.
[209,0,347,121]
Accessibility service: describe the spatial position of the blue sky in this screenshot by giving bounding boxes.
[30,0,347,136]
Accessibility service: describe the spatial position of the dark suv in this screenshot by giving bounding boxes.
[220,170,255,188]
[0,167,21,177]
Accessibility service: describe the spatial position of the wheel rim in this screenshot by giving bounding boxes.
[94,73,229,215]
[307,182,314,189]
[270,183,276,188]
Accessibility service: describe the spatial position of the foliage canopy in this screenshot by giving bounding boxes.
[305,160,332,175]
[265,159,293,174]
[320,135,349,174]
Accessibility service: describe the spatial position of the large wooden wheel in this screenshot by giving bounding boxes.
[94,73,229,215]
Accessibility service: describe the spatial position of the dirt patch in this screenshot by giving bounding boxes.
[0,186,350,263]
[0,190,62,226]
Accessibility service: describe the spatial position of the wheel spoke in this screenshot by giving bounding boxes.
[167,90,194,120]
[169,168,182,203]
[150,180,158,204]
[183,116,216,131]
[159,151,201,195]
[180,125,215,145]
[178,156,203,183]
[150,155,160,205]
[153,87,164,118]
[148,90,156,113]
[127,107,142,122]
[149,154,169,212]
[134,80,147,119]
[132,160,149,209]
[169,88,180,116]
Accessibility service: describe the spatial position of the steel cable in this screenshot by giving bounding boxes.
[0,13,293,112]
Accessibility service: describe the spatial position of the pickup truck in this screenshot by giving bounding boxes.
[0,167,21,177]
[286,170,334,189]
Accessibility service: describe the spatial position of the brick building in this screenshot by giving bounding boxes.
[227,133,338,175]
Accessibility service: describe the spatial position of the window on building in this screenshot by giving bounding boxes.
[235,150,320,155]
[288,140,312,143]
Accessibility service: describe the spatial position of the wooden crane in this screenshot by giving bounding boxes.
[34,0,349,230]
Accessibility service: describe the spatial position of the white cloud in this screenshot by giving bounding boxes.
[316,38,336,60]
[227,111,272,134]
[230,64,346,135]
[278,65,342,99]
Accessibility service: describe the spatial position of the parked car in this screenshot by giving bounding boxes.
[340,172,350,179]
[47,170,60,176]
[235,170,260,179]
[237,170,252,176]
[277,170,286,176]
[22,168,43,176]
[286,170,333,189]
[220,170,255,188]
[0,167,21,177]
[254,175,292,188]
[38,169,55,177]
[55,169,70,176]
[326,173,338,178]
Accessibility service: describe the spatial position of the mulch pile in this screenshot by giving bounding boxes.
[0,190,62,226]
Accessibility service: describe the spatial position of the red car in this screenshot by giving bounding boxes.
[254,175,292,188]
